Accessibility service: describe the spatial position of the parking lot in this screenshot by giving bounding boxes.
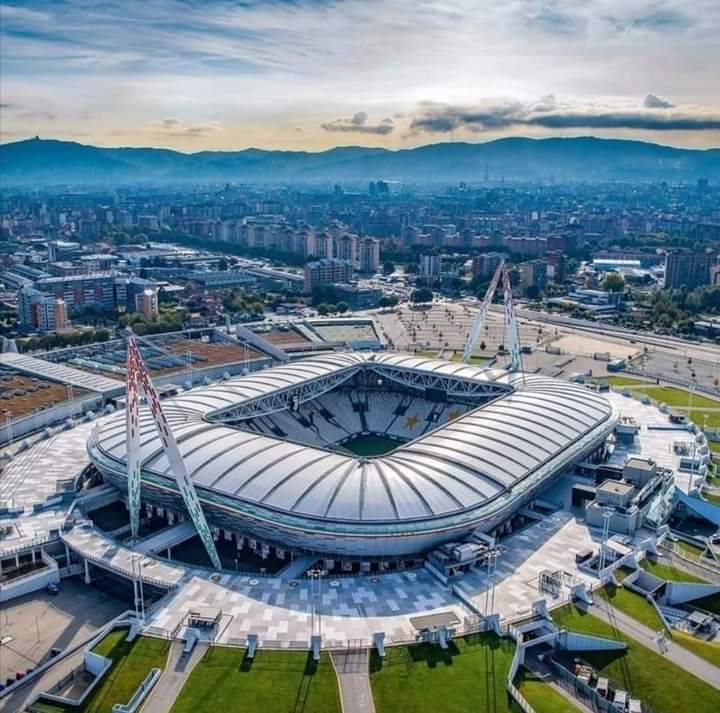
[0,577,126,684]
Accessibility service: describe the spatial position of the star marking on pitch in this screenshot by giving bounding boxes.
[404,415,420,429]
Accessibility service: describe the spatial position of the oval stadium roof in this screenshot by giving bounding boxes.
[91,352,615,526]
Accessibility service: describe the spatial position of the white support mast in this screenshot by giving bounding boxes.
[125,335,222,570]
[501,264,522,373]
[463,261,504,364]
[126,343,142,542]
[463,260,523,373]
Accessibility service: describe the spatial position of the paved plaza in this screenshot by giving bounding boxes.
[2,378,702,657]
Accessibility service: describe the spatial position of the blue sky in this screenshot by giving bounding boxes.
[1,0,719,150]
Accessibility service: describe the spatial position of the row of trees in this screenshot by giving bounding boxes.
[18,328,111,353]
[316,302,349,315]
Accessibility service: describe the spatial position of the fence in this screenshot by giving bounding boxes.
[548,657,643,713]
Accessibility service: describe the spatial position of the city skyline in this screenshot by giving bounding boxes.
[1,0,720,151]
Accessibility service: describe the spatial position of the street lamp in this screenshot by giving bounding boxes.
[308,568,325,639]
[130,553,146,624]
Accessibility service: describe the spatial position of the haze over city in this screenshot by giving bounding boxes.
[2,0,720,151]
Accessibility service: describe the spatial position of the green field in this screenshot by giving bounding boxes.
[597,584,662,630]
[514,669,581,713]
[171,648,340,713]
[672,538,707,559]
[624,385,720,410]
[605,376,653,387]
[342,434,403,456]
[710,441,720,455]
[552,606,720,713]
[33,630,170,713]
[640,558,706,583]
[369,633,516,713]
[672,631,720,668]
[450,352,487,364]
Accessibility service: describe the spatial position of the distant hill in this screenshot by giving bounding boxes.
[1,136,718,185]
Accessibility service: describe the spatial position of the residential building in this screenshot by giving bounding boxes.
[471,252,503,279]
[304,258,353,293]
[519,260,547,296]
[356,237,380,273]
[18,287,68,332]
[664,249,715,289]
[420,255,440,282]
[135,288,159,321]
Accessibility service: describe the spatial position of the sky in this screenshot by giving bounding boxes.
[1,0,719,152]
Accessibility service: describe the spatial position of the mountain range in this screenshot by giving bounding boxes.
[1,136,718,185]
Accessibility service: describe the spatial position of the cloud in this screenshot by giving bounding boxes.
[409,95,720,133]
[644,93,675,109]
[153,118,223,137]
[321,113,395,135]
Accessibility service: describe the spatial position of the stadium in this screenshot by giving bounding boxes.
[87,351,618,561]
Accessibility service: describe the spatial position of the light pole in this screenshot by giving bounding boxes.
[599,511,612,575]
[131,554,146,624]
[308,568,324,639]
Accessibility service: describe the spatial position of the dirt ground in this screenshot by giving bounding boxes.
[0,372,89,420]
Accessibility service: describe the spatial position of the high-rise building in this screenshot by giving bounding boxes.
[18,287,67,332]
[135,288,159,321]
[471,252,503,279]
[420,255,440,281]
[357,237,380,273]
[335,235,358,265]
[34,272,118,313]
[664,249,715,289]
[546,251,567,283]
[314,233,334,260]
[519,260,548,296]
[304,258,353,293]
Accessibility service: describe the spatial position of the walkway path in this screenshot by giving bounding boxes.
[331,648,375,713]
[141,639,207,713]
[588,598,720,689]
[657,547,720,584]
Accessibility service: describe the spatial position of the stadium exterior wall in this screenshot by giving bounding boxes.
[89,417,614,558]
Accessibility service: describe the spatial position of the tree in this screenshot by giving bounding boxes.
[410,287,433,303]
[378,295,399,308]
[382,261,395,275]
[336,301,349,314]
[603,272,625,293]
[317,303,329,315]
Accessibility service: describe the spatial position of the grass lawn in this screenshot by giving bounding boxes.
[703,489,720,505]
[552,605,720,713]
[369,632,515,713]
[672,539,707,559]
[625,386,720,410]
[171,647,340,713]
[672,631,720,669]
[640,558,706,583]
[414,350,439,358]
[449,352,487,364]
[597,584,661,630]
[605,376,653,387]
[514,669,581,713]
[33,630,170,713]
[709,441,720,455]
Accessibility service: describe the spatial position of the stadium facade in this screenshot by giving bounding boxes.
[88,352,617,559]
